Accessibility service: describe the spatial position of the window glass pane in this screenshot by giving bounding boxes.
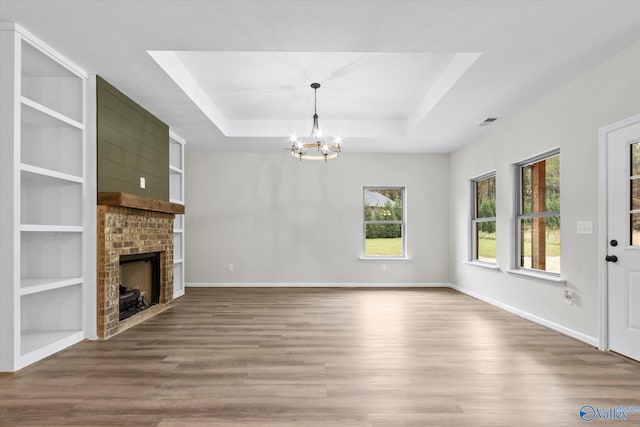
[545,216,561,273]
[364,188,403,221]
[632,178,640,211]
[476,176,496,218]
[545,155,560,212]
[520,217,560,273]
[632,213,640,246]
[521,166,532,214]
[521,156,560,215]
[632,142,640,177]
[476,221,496,263]
[365,224,403,257]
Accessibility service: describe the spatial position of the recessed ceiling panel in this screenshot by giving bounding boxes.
[174,51,456,120]
[151,50,479,137]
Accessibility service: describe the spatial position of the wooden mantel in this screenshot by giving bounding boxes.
[97,192,185,214]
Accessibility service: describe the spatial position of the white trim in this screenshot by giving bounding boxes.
[505,268,566,285]
[598,113,640,351]
[514,146,561,167]
[512,148,561,275]
[449,284,598,347]
[464,261,500,271]
[20,277,83,296]
[1,22,88,79]
[363,185,407,258]
[470,172,496,262]
[359,257,412,262]
[187,282,449,288]
[21,96,84,129]
[20,163,84,183]
[20,224,83,232]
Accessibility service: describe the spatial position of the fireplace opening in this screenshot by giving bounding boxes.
[119,252,161,321]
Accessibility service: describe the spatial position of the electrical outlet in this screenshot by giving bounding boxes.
[228,263,234,272]
[381,263,386,272]
[140,177,146,189]
[563,289,573,305]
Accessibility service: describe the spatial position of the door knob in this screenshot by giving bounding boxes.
[605,255,618,262]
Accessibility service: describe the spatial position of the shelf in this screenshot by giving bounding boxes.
[20,285,83,358]
[21,231,83,279]
[169,170,183,203]
[174,232,183,260]
[21,106,83,176]
[173,263,184,296]
[20,277,83,296]
[20,38,84,123]
[21,96,83,129]
[174,214,183,230]
[21,224,83,232]
[169,135,183,169]
[21,163,83,183]
[169,133,185,300]
[1,24,88,372]
[20,36,84,78]
[21,170,83,226]
[20,329,84,359]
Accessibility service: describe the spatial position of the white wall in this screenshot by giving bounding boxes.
[185,153,449,285]
[449,40,640,344]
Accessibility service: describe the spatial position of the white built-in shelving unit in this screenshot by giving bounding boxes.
[169,132,185,299]
[0,23,89,371]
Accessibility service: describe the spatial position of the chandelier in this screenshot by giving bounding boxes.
[289,83,342,162]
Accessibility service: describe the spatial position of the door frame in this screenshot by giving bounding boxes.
[598,113,640,351]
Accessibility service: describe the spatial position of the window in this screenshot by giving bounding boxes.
[471,173,496,263]
[631,142,640,246]
[363,186,405,258]
[516,151,560,274]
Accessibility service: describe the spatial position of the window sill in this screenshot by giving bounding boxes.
[505,268,566,285]
[359,257,412,262]
[464,261,500,271]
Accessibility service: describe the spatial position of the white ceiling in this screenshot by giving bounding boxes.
[1,0,640,153]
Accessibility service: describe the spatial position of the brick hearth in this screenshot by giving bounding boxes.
[97,204,175,339]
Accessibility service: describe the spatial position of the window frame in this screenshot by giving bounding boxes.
[470,171,497,265]
[514,148,561,276]
[362,186,407,259]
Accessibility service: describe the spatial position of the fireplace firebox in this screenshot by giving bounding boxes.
[119,252,161,321]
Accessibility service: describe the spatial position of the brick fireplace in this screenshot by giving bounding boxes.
[97,193,184,339]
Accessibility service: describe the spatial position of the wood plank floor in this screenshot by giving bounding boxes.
[2,287,640,426]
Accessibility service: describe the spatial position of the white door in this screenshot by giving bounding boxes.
[607,115,640,362]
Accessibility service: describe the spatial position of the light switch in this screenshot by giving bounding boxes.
[577,221,592,235]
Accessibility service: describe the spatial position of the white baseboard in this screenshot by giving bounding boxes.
[449,284,599,347]
[186,282,450,288]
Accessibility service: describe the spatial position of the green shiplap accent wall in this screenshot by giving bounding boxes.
[97,76,169,200]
